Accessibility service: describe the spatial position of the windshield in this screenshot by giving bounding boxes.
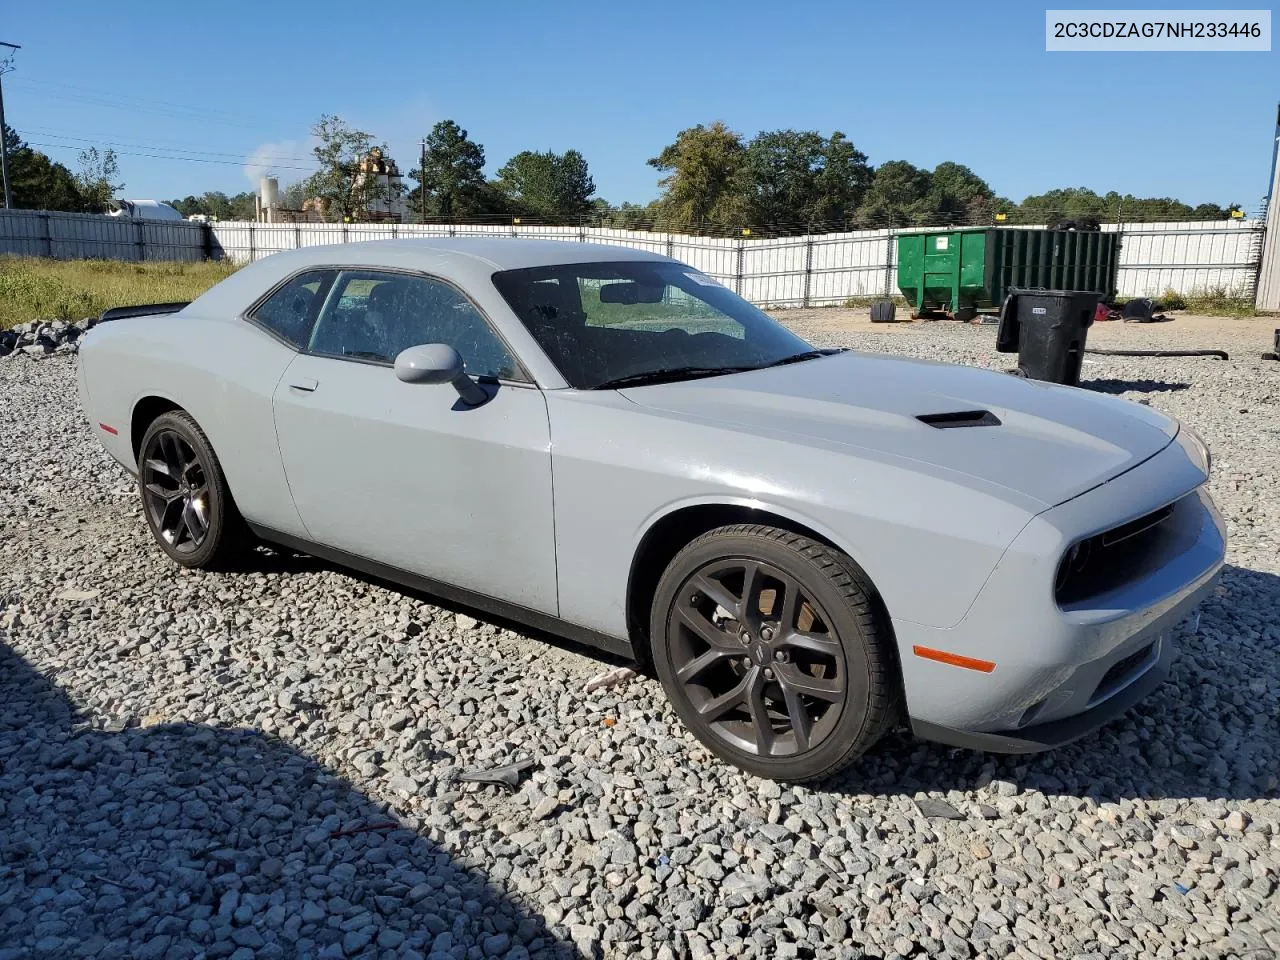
[491,260,816,389]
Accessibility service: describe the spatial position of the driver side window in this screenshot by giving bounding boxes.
[307,270,523,381]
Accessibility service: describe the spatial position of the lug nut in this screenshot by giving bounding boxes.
[761,627,774,641]
[763,668,774,680]
[774,650,787,662]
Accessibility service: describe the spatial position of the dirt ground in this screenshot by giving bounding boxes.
[768,308,1278,359]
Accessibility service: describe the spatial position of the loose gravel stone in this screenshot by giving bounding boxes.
[0,312,1277,959]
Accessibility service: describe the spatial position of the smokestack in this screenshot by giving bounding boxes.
[260,176,279,209]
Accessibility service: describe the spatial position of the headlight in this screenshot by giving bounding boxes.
[1178,423,1212,476]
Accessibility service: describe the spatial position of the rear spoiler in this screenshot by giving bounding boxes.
[96,301,191,325]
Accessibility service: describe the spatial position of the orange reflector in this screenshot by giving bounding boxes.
[99,423,118,436]
[912,645,996,673]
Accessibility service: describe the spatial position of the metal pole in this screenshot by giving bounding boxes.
[0,75,10,209]
[802,226,813,309]
[1266,101,1280,211]
[0,42,21,210]
[419,138,427,225]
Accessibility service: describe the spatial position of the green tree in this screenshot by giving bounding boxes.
[409,120,488,220]
[928,162,996,224]
[496,148,595,219]
[168,195,201,217]
[735,129,872,233]
[163,191,251,220]
[854,160,934,226]
[1009,187,1214,224]
[809,132,874,228]
[3,124,81,211]
[229,192,258,220]
[303,115,395,222]
[737,130,823,231]
[74,146,123,213]
[598,199,664,229]
[1189,202,1232,220]
[278,180,309,210]
[1011,187,1106,224]
[550,149,594,218]
[198,192,235,219]
[647,121,746,232]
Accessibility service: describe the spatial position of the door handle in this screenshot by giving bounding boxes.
[289,378,319,392]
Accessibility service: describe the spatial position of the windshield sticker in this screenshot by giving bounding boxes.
[685,272,722,287]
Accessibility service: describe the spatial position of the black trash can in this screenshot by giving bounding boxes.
[995,288,1100,386]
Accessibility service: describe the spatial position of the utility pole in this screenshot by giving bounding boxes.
[419,138,427,224]
[0,42,21,210]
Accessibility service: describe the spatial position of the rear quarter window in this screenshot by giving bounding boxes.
[248,270,335,348]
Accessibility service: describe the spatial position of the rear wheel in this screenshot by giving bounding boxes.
[138,411,247,569]
[650,524,898,782]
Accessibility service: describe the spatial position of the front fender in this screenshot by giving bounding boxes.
[547,390,1036,639]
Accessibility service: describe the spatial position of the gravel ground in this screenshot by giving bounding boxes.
[1,312,1278,960]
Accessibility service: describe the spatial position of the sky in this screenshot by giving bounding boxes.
[4,1,1277,210]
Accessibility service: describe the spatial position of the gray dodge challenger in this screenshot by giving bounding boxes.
[78,239,1226,781]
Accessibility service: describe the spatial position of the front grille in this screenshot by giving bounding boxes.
[1055,499,1183,606]
[1089,641,1158,706]
[1100,503,1175,547]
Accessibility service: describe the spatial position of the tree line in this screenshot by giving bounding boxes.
[605,121,1241,234]
[5,115,1242,233]
[2,125,125,213]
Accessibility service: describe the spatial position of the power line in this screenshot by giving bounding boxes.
[7,78,281,132]
[24,140,317,173]
[22,127,318,165]
[8,75,277,125]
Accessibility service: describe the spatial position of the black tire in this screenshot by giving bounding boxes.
[870,300,897,324]
[137,411,248,570]
[953,307,978,323]
[650,524,899,782]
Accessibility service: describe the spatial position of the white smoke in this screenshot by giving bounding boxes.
[243,139,308,188]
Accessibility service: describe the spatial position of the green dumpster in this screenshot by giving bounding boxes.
[895,228,1119,320]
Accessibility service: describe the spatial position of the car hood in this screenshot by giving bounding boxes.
[619,351,1178,509]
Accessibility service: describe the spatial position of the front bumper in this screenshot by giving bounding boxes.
[911,621,1175,754]
[896,436,1225,753]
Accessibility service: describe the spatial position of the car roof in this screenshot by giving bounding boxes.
[186,237,674,317]
[307,237,672,270]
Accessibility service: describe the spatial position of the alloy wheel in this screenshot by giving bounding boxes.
[141,429,211,554]
[666,558,846,758]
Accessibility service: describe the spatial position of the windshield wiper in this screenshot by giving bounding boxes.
[593,365,754,390]
[753,348,845,370]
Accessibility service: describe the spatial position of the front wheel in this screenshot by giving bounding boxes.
[138,411,248,570]
[650,524,899,782]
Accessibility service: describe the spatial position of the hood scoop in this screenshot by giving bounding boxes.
[917,410,1002,429]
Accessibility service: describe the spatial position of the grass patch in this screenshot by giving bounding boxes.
[0,257,238,328]
[836,295,909,309]
[1117,286,1264,318]
[1180,286,1262,318]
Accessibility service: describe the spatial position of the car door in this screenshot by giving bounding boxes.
[271,268,558,615]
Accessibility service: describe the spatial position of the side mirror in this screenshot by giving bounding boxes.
[394,343,488,406]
